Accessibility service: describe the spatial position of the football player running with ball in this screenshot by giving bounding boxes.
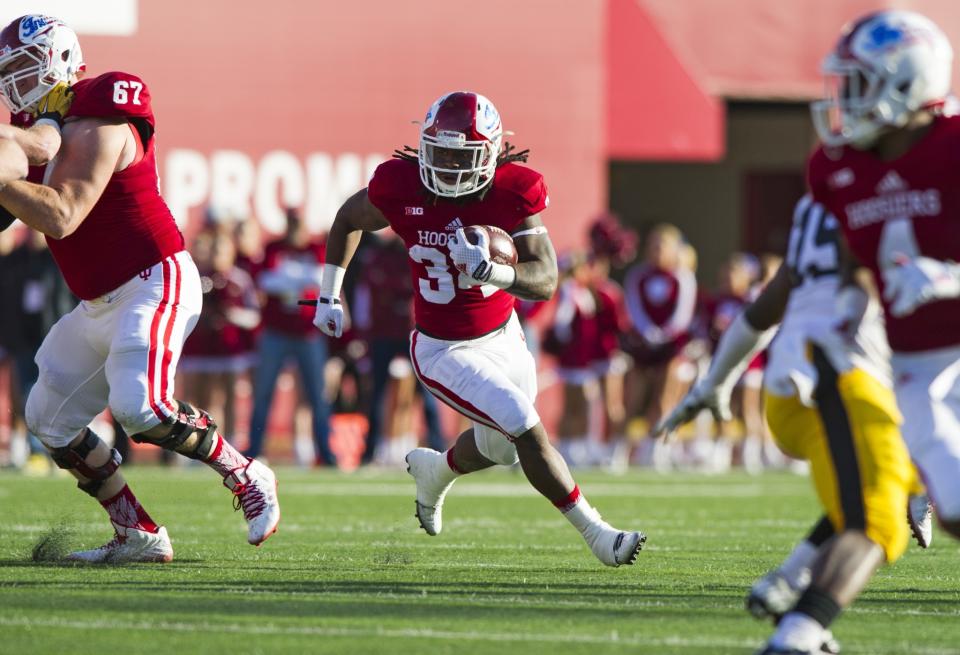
[314,91,645,567]
[0,15,279,563]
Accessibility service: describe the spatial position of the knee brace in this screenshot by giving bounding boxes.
[50,429,122,497]
[131,401,217,461]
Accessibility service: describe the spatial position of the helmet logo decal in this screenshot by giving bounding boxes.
[482,104,499,131]
[19,15,52,42]
[865,22,904,50]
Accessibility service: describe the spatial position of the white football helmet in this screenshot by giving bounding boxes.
[0,15,85,114]
[419,91,503,198]
[811,10,953,149]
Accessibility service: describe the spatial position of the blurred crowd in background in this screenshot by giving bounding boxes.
[0,208,802,476]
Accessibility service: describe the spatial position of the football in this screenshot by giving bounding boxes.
[463,225,518,265]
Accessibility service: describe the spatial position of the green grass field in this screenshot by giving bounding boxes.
[0,467,958,655]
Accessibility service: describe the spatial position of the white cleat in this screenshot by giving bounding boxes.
[585,526,645,567]
[224,458,281,546]
[67,523,173,564]
[908,494,934,549]
[405,448,457,536]
[747,569,805,621]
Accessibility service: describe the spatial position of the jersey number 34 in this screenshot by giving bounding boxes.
[408,245,497,304]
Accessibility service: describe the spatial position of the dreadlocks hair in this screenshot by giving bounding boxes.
[391,141,530,166]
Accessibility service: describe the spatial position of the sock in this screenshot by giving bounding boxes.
[556,486,608,535]
[205,433,251,478]
[806,516,835,547]
[101,485,159,534]
[769,611,826,651]
[793,585,842,628]
[778,539,818,590]
[444,448,466,478]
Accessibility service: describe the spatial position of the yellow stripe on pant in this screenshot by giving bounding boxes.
[764,349,916,563]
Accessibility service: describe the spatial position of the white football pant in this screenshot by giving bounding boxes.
[26,251,201,448]
[410,312,539,466]
[892,345,960,521]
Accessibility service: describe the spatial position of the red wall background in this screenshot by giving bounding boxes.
[28,0,607,250]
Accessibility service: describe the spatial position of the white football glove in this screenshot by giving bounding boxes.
[449,227,494,284]
[655,379,733,437]
[882,256,960,318]
[312,297,345,338]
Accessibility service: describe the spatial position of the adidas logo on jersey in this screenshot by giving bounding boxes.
[445,218,464,231]
[876,170,908,194]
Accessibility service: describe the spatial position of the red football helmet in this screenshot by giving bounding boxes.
[418,91,503,198]
[0,15,84,114]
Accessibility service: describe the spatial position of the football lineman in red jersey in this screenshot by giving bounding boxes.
[314,91,645,566]
[0,15,280,562]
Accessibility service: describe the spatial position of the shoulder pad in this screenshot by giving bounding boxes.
[367,158,419,209]
[495,163,548,215]
[68,72,154,126]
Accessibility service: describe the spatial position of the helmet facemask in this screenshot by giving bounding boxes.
[811,57,894,148]
[419,129,498,198]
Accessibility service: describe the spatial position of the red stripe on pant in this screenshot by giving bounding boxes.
[409,331,509,437]
[158,256,182,414]
[147,260,172,421]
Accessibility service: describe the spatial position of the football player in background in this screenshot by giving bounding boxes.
[808,9,960,544]
[658,194,929,655]
[314,91,645,567]
[0,14,280,563]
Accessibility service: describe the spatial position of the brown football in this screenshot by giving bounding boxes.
[463,225,518,265]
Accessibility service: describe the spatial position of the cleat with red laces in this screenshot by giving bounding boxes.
[67,522,173,564]
[224,458,280,546]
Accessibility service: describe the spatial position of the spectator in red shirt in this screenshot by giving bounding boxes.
[245,208,335,465]
[623,224,698,461]
[180,230,260,446]
[353,231,444,464]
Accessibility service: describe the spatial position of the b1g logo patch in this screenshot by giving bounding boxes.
[405,207,424,216]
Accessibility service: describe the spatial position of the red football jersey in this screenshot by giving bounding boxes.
[366,158,549,340]
[39,72,184,300]
[808,114,960,352]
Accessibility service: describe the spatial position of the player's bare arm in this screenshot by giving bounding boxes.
[0,116,133,239]
[743,263,792,330]
[0,121,62,165]
[0,138,28,188]
[508,214,557,301]
[325,188,389,268]
[314,188,389,337]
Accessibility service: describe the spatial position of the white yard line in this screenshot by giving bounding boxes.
[277,482,807,498]
[0,615,956,655]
